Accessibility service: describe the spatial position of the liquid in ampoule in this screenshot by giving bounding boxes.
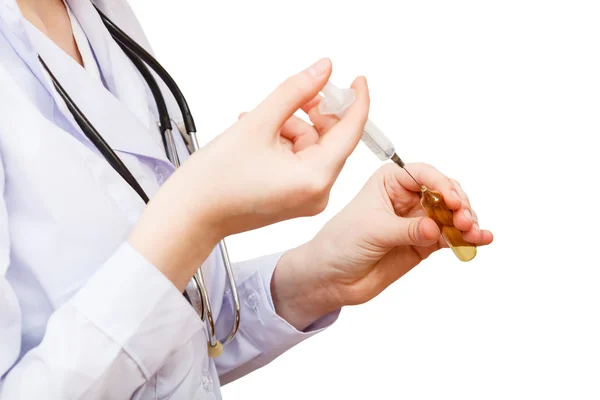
[419,186,477,262]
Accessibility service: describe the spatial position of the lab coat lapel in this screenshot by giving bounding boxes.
[91,0,155,58]
[92,0,185,125]
[0,6,58,106]
[0,6,101,157]
[66,0,172,161]
[1,0,172,164]
[35,40,170,164]
[67,0,153,130]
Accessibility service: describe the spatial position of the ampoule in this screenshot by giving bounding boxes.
[390,154,477,262]
[317,82,479,262]
[419,186,477,262]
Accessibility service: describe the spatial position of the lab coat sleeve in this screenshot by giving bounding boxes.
[214,253,341,384]
[0,161,202,398]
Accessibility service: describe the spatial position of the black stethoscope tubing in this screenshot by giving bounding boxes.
[38,7,194,203]
[36,5,242,351]
[38,7,197,297]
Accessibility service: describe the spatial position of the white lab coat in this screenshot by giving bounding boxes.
[0,0,338,398]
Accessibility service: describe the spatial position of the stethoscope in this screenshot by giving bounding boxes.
[37,6,240,358]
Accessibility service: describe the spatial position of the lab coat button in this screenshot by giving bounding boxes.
[154,164,166,184]
[245,292,259,309]
[200,371,213,392]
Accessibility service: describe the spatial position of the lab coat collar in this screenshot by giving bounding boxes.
[67,0,152,130]
[33,34,171,165]
[0,0,172,165]
[0,0,31,50]
[0,0,20,23]
[0,1,61,119]
[91,0,186,128]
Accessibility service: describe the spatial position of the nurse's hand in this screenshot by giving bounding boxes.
[130,58,370,290]
[272,163,494,330]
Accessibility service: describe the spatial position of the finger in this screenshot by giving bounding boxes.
[247,58,332,133]
[279,136,294,151]
[302,96,339,134]
[462,222,494,245]
[448,179,488,237]
[395,163,463,210]
[462,221,482,243]
[280,115,320,151]
[389,216,441,247]
[480,230,494,245]
[456,207,494,246]
[451,178,470,204]
[300,76,369,167]
[318,76,369,160]
[454,207,475,232]
[449,178,473,229]
[457,210,494,244]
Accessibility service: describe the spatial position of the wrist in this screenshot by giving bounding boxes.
[271,242,343,331]
[129,187,223,292]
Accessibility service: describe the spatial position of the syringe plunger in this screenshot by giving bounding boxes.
[319,81,395,161]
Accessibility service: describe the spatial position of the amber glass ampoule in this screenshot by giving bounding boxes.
[390,154,477,262]
[419,186,477,262]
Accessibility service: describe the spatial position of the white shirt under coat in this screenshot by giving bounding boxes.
[0,0,338,398]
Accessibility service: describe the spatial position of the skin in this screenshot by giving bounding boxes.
[17,0,84,66]
[17,0,493,333]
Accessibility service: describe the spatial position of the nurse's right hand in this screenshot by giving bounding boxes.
[129,58,370,290]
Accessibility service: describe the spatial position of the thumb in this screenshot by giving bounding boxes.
[390,216,441,247]
[247,58,332,132]
[311,75,369,165]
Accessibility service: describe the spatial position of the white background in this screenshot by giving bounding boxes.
[129,1,599,398]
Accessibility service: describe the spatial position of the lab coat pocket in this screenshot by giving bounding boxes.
[154,329,211,400]
[154,339,195,400]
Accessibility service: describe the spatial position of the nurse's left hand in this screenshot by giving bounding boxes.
[272,163,494,330]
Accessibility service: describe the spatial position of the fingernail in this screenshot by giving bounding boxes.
[463,208,472,222]
[307,58,330,78]
[472,222,480,233]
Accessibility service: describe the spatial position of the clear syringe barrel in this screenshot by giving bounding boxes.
[319,81,395,161]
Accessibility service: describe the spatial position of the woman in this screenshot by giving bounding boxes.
[0,0,493,398]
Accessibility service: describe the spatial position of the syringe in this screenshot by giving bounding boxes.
[319,81,477,262]
[319,82,418,180]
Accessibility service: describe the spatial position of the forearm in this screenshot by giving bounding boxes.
[128,163,223,292]
[270,242,343,331]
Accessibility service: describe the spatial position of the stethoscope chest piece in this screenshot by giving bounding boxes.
[208,341,224,358]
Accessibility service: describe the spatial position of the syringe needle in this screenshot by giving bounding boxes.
[391,153,422,188]
[403,168,421,188]
[319,81,478,262]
